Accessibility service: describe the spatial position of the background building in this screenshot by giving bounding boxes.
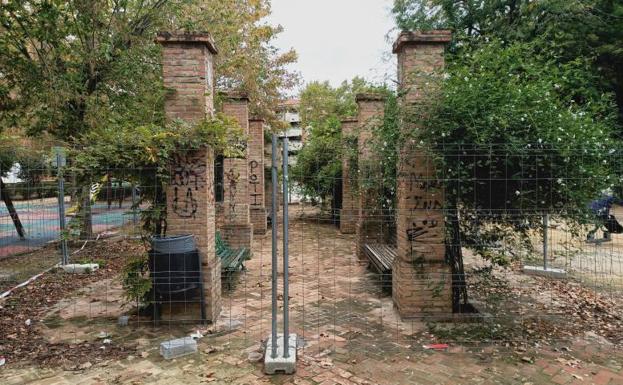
[276,99,306,203]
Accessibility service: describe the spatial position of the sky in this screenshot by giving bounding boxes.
[265,0,398,91]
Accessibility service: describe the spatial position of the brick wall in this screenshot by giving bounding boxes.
[221,93,253,248]
[392,30,453,319]
[157,32,221,322]
[340,119,358,234]
[249,119,267,234]
[356,94,388,258]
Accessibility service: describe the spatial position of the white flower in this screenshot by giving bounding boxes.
[515,191,521,196]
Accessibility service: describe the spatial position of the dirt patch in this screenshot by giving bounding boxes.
[421,265,623,348]
[0,237,144,367]
[0,244,60,293]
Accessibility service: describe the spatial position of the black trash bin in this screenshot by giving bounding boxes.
[148,248,206,323]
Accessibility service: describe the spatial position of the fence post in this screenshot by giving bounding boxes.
[543,213,549,270]
[270,134,278,359]
[57,152,69,265]
[282,137,290,358]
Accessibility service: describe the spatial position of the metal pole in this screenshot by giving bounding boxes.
[270,134,279,359]
[543,213,549,271]
[57,153,68,265]
[282,137,290,358]
[131,184,138,225]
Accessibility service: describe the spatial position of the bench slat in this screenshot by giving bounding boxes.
[363,243,396,274]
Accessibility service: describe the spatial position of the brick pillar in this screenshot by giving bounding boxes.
[157,32,221,322]
[356,93,387,258]
[249,118,267,234]
[392,30,453,319]
[221,92,254,249]
[340,119,358,234]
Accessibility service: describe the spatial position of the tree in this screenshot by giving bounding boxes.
[392,0,623,123]
[176,0,299,126]
[0,0,298,237]
[292,78,382,202]
[71,115,242,235]
[392,1,623,309]
[0,0,298,139]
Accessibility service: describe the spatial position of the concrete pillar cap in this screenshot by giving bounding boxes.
[392,30,452,54]
[156,31,218,54]
[355,93,387,102]
[219,90,250,101]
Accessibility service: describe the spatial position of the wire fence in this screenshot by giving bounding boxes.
[1,146,622,372]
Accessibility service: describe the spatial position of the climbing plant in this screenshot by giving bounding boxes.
[292,78,390,203]
[71,114,242,236]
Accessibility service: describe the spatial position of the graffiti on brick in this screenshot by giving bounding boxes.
[406,218,439,241]
[225,167,239,220]
[171,153,207,189]
[411,196,443,210]
[248,159,262,206]
[171,153,206,218]
[172,187,198,218]
[406,172,443,191]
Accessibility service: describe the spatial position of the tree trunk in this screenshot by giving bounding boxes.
[0,177,26,239]
[106,172,113,210]
[446,186,469,312]
[80,185,93,239]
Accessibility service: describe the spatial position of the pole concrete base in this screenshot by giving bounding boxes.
[523,265,567,279]
[264,334,297,375]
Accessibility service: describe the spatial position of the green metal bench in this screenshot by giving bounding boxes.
[216,232,251,289]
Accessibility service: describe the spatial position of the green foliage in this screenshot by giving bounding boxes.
[0,0,298,140]
[71,114,242,234]
[0,134,17,177]
[15,150,50,185]
[409,40,621,263]
[391,0,623,265]
[392,0,623,123]
[120,254,152,304]
[292,119,343,201]
[292,78,387,202]
[367,92,400,213]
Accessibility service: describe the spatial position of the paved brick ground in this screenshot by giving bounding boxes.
[1,205,622,384]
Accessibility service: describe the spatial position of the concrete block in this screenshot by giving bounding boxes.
[264,334,297,375]
[160,337,197,360]
[523,265,567,279]
[61,264,99,274]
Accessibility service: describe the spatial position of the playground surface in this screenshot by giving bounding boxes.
[1,205,622,384]
[0,197,136,258]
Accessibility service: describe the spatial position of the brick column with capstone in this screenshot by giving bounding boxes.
[156,32,221,322]
[356,93,388,259]
[249,118,267,235]
[340,119,358,234]
[221,92,254,249]
[392,30,453,319]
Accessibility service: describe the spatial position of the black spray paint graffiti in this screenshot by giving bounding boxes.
[407,172,443,192]
[248,160,262,206]
[411,195,443,210]
[406,217,441,260]
[225,167,240,221]
[406,218,439,241]
[171,153,207,219]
